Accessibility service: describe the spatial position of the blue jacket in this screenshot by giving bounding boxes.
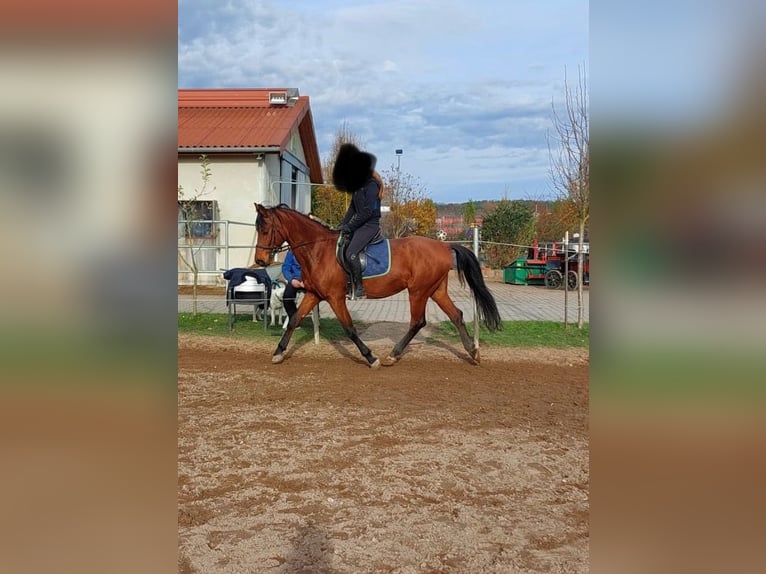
[341,178,381,233]
[281,251,302,283]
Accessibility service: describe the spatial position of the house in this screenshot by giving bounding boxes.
[178,88,323,284]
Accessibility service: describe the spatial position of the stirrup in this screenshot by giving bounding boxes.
[346,282,366,300]
[347,290,366,301]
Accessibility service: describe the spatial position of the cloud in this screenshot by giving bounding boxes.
[381,60,398,73]
[178,0,588,203]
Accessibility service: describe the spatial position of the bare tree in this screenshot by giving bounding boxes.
[548,65,589,329]
[379,166,436,238]
[311,121,364,225]
[178,155,215,315]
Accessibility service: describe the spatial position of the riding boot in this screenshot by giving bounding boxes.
[348,254,366,300]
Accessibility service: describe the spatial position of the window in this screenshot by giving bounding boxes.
[291,166,298,209]
[178,200,216,238]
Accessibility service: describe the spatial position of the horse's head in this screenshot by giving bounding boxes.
[253,203,288,266]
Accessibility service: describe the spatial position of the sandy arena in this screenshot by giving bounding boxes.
[178,326,589,573]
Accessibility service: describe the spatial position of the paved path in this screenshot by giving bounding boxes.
[178,277,589,325]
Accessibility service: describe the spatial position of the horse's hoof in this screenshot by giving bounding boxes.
[369,358,381,370]
[272,354,285,364]
[382,355,399,367]
[471,348,481,364]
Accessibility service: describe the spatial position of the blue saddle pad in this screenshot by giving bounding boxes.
[363,239,391,278]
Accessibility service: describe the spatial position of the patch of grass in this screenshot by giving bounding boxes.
[179,314,589,348]
[434,320,589,348]
[0,329,172,390]
[592,349,765,401]
[178,313,353,342]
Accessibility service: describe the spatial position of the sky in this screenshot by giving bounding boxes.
[178,0,588,204]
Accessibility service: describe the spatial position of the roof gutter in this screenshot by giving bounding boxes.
[178,146,281,154]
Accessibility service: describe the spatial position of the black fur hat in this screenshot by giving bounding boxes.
[332,143,377,193]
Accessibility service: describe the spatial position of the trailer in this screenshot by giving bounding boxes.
[501,239,590,289]
[539,241,589,290]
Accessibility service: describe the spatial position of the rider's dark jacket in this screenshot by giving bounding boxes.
[340,177,381,234]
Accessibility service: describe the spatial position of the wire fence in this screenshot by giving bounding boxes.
[178,219,263,285]
[178,221,588,281]
[178,224,589,329]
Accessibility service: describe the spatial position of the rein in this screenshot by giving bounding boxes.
[256,208,338,257]
[255,236,337,253]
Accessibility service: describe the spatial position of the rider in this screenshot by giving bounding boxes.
[333,143,384,300]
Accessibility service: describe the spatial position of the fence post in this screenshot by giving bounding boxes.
[564,231,569,330]
[473,225,480,350]
[224,220,230,271]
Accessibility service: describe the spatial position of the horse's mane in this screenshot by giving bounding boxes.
[307,212,334,230]
[257,203,336,234]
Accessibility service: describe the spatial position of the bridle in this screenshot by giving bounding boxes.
[255,213,338,262]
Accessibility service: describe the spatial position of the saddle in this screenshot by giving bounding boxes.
[336,230,385,276]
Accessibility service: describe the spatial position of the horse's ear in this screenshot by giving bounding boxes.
[254,203,266,215]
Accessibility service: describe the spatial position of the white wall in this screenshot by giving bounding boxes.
[178,154,274,283]
[177,130,315,285]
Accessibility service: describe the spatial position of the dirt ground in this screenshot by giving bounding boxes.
[178,326,589,573]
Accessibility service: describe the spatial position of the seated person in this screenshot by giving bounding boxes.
[281,250,304,327]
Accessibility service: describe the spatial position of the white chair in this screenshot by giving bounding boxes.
[227,276,269,331]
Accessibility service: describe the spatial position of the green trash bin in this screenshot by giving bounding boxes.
[503,259,529,285]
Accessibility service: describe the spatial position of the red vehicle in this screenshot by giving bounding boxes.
[533,241,590,290]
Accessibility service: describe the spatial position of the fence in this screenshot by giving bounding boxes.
[179,223,588,329]
[178,220,587,282]
[178,219,266,285]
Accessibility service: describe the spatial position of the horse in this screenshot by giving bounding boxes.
[253,204,502,368]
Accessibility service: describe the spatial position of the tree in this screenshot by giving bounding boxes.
[480,200,536,268]
[311,122,362,225]
[178,155,215,316]
[379,167,436,238]
[311,182,347,226]
[549,65,589,328]
[463,199,476,226]
[408,197,438,236]
[534,199,576,242]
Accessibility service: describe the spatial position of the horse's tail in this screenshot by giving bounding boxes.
[451,244,503,332]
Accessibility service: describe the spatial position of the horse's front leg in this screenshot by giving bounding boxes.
[272,291,319,364]
[326,296,380,369]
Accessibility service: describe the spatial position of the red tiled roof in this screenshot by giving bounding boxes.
[3,0,174,37]
[178,89,323,184]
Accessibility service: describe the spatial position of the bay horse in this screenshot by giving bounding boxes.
[253,204,502,368]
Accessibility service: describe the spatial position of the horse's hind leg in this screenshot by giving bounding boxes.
[327,296,380,369]
[383,292,428,366]
[430,278,480,364]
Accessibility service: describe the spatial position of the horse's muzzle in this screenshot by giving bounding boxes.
[255,258,269,267]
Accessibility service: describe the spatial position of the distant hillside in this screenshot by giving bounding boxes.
[435,200,500,239]
[435,199,553,219]
[435,200,499,219]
